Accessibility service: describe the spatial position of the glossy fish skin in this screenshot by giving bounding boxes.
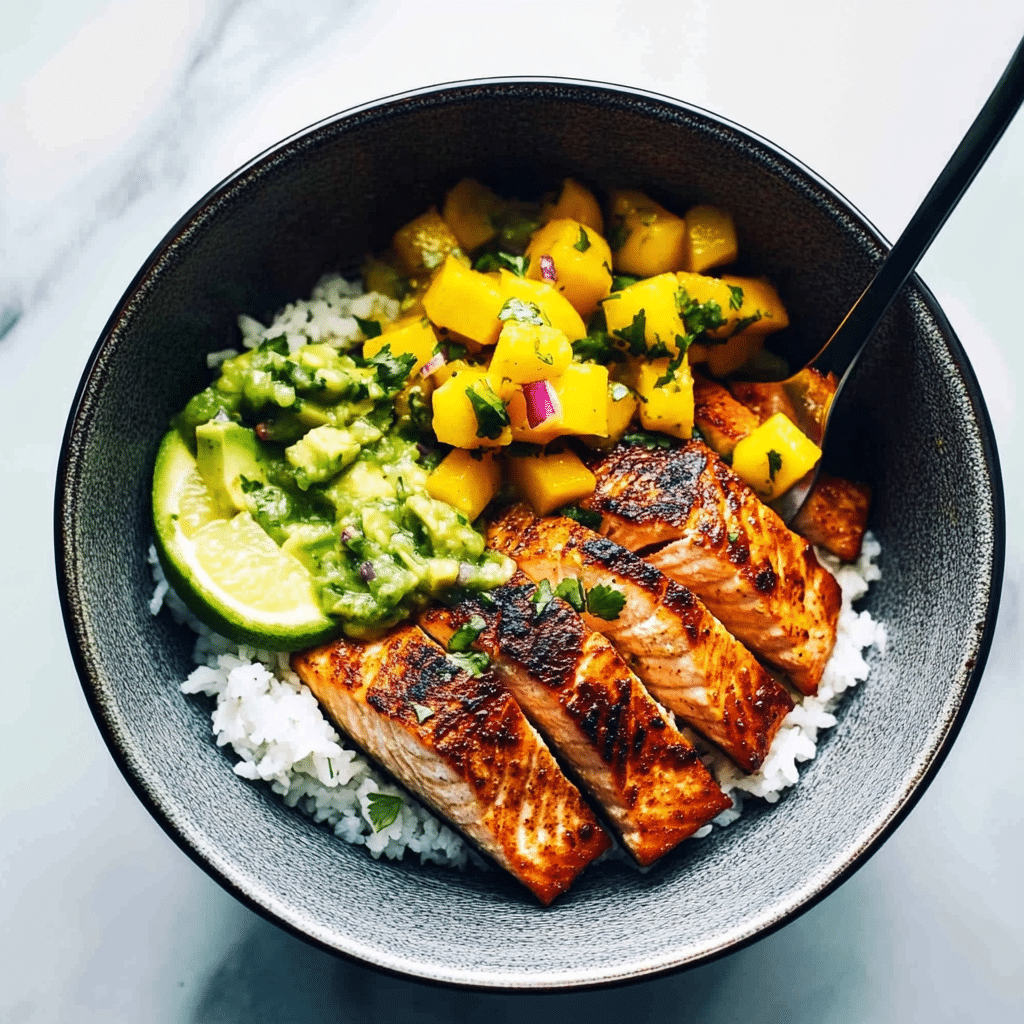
[420,579,731,865]
[292,625,610,904]
[583,441,841,695]
[487,507,793,772]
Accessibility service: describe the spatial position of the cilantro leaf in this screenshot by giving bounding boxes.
[654,350,686,388]
[573,227,591,252]
[412,703,435,723]
[613,309,647,356]
[474,251,529,276]
[572,331,621,364]
[498,297,546,326]
[554,503,602,529]
[623,430,674,449]
[554,577,586,612]
[447,650,490,677]
[466,380,510,440]
[676,288,727,337]
[611,274,640,292]
[727,529,740,543]
[447,614,487,652]
[607,221,629,251]
[259,334,289,356]
[366,342,416,393]
[728,285,744,311]
[586,584,626,621]
[729,312,764,337]
[767,449,783,481]
[366,792,403,832]
[354,315,382,339]
[532,578,554,616]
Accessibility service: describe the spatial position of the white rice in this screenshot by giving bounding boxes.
[150,272,887,868]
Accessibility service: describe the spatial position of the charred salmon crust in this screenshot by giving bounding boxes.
[421,579,731,865]
[292,626,610,904]
[582,441,841,695]
[487,506,793,772]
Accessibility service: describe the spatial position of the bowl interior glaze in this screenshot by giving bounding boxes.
[56,79,1003,989]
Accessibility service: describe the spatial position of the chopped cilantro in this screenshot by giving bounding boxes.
[412,703,435,723]
[654,349,686,388]
[354,315,382,339]
[366,792,403,832]
[466,380,510,440]
[586,584,626,621]
[474,251,529,277]
[447,650,490,677]
[767,449,783,481]
[554,577,586,612]
[727,529,740,543]
[613,309,647,356]
[554,504,602,530]
[611,274,640,291]
[573,226,591,252]
[728,285,744,311]
[572,331,621,364]
[259,334,289,356]
[729,312,764,337]
[532,578,554,616]
[498,297,546,326]
[366,343,416,393]
[623,430,674,449]
[447,614,487,652]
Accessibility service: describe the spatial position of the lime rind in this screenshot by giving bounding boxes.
[152,430,339,651]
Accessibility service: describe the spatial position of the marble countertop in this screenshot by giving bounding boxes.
[2,2,1022,1021]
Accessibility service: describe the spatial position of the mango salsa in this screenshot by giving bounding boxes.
[718,275,790,336]
[605,382,639,444]
[442,178,503,252]
[608,190,688,278]
[541,178,604,235]
[393,208,467,277]
[731,412,822,501]
[431,367,511,448]
[496,270,586,341]
[426,448,502,521]
[489,320,573,384]
[423,257,505,347]
[509,449,597,516]
[363,316,437,376]
[635,357,694,440]
[525,218,613,317]
[602,273,686,357]
[685,205,738,273]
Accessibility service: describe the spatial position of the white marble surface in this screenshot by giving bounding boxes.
[2,1,1022,1020]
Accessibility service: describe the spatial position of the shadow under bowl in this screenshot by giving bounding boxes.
[55,78,1004,990]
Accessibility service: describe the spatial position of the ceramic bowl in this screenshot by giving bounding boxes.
[56,78,1004,990]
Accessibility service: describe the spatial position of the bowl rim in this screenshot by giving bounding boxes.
[54,75,1006,991]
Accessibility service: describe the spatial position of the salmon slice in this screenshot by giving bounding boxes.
[292,625,610,904]
[420,577,731,865]
[487,506,793,771]
[583,441,841,695]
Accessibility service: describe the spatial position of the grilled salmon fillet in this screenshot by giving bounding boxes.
[582,442,841,695]
[420,578,731,865]
[292,626,610,904]
[487,507,793,771]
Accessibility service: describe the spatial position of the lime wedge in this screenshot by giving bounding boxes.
[152,430,338,650]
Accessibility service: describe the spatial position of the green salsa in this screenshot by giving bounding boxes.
[167,333,513,638]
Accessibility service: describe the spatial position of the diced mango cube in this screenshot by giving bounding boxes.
[608,190,687,277]
[442,178,504,252]
[554,363,609,436]
[425,448,502,521]
[509,449,596,516]
[525,218,613,317]
[363,316,437,377]
[602,273,686,357]
[423,257,505,346]
[542,178,604,234]
[731,412,821,501]
[496,270,586,340]
[718,275,789,335]
[489,320,573,384]
[431,367,511,448]
[685,205,738,273]
[432,357,470,387]
[636,358,694,440]
[605,382,638,442]
[506,388,562,445]
[393,208,467,276]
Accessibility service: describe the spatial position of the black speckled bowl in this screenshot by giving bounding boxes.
[55,79,1004,989]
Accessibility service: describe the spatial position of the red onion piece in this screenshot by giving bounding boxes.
[539,254,556,282]
[339,526,357,543]
[420,351,446,377]
[522,379,562,428]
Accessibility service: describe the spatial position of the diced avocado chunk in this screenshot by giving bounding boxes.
[285,420,382,490]
[195,420,266,516]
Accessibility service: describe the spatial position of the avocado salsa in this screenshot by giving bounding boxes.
[166,333,514,638]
